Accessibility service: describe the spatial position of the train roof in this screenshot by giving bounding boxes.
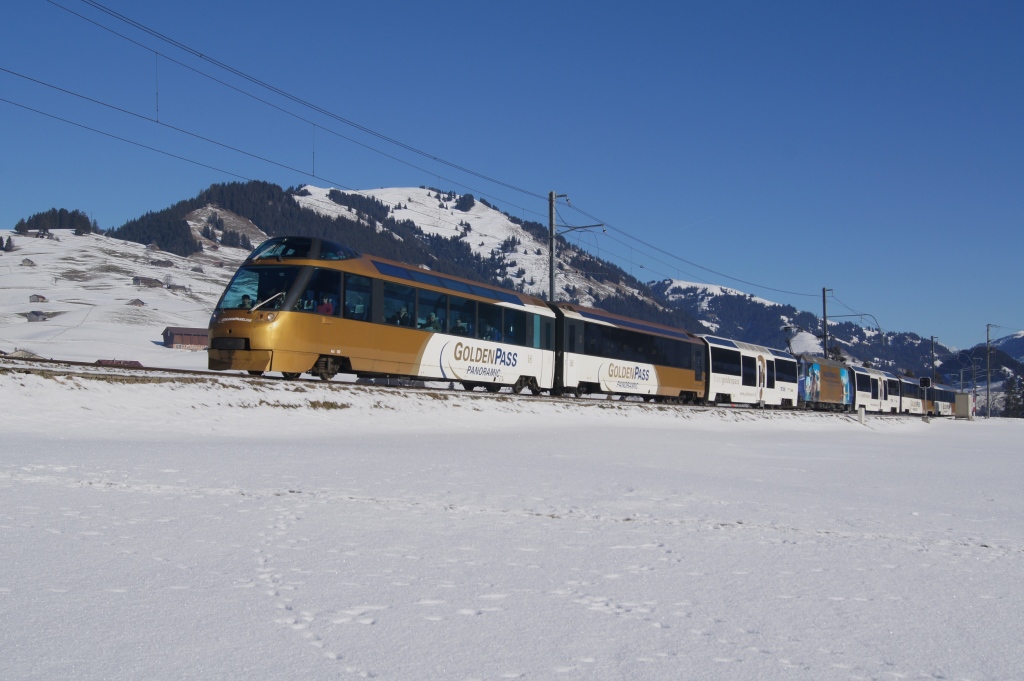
[794,353,849,369]
[699,335,795,360]
[555,303,700,343]
[245,235,553,314]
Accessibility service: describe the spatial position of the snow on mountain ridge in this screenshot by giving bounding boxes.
[293,185,648,306]
[660,279,781,308]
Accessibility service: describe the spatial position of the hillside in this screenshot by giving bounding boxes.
[0,230,251,367]
[7,180,1010,388]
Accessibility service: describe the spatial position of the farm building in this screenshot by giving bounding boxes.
[21,258,36,267]
[161,327,208,350]
[126,299,146,307]
[27,311,48,322]
[29,294,48,303]
[132,276,164,288]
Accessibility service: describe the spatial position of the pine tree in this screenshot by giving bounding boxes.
[1003,376,1024,418]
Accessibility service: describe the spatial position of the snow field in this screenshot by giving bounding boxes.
[2,368,1023,679]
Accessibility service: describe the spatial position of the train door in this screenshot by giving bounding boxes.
[871,377,879,412]
[757,355,766,404]
[562,319,582,390]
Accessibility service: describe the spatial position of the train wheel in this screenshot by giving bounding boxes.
[572,385,583,398]
[511,377,527,394]
[317,370,335,382]
[247,371,264,377]
[485,383,501,393]
[529,378,542,396]
[282,372,301,380]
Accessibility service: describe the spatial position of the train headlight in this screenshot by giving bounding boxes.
[266,313,276,322]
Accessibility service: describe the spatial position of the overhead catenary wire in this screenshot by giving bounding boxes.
[41,0,549,224]
[38,0,835,304]
[63,0,822,302]
[77,0,549,203]
[0,67,530,245]
[0,96,251,181]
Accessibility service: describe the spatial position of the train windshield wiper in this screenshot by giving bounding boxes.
[250,291,284,312]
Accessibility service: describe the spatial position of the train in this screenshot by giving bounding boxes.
[207,236,968,417]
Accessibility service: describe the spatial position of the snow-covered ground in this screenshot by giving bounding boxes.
[2,364,1022,680]
[0,230,247,369]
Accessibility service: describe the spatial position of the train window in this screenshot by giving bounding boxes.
[871,378,879,400]
[569,324,577,353]
[416,289,447,332]
[343,274,372,321]
[775,359,798,384]
[856,373,871,393]
[448,296,475,336]
[318,240,359,261]
[249,237,313,260]
[742,355,756,386]
[693,346,704,381]
[217,265,301,311]
[383,282,416,327]
[766,360,776,389]
[711,347,742,377]
[294,268,341,316]
[542,318,553,350]
[504,308,528,346]
[477,303,503,341]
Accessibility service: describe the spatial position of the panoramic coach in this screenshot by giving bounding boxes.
[208,236,556,392]
[699,336,799,407]
[547,302,706,401]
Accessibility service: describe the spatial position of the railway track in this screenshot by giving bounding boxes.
[1,353,937,422]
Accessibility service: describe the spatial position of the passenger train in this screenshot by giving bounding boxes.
[207,236,967,417]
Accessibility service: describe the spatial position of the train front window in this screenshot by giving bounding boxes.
[218,266,301,311]
[249,237,313,260]
[318,239,359,261]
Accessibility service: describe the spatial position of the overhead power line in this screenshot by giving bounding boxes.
[41,0,826,302]
[564,202,818,297]
[0,96,251,180]
[41,0,547,223]
[77,0,548,202]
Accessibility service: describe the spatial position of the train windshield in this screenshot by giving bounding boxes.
[249,237,314,260]
[217,266,301,311]
[248,237,358,261]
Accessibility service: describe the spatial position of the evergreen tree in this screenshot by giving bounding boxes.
[4,236,13,252]
[1003,376,1024,418]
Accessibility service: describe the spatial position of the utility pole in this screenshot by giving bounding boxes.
[547,191,600,303]
[821,288,832,358]
[986,323,993,418]
[548,191,566,303]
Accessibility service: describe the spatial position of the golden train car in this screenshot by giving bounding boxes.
[208,236,556,392]
[549,302,706,402]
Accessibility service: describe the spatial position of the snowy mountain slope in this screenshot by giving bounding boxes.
[993,331,1024,364]
[293,185,648,307]
[0,230,252,367]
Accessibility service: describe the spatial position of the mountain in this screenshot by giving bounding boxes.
[992,332,1024,364]
[8,180,999,386]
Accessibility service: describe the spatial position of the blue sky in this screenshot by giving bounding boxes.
[2,0,1022,349]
